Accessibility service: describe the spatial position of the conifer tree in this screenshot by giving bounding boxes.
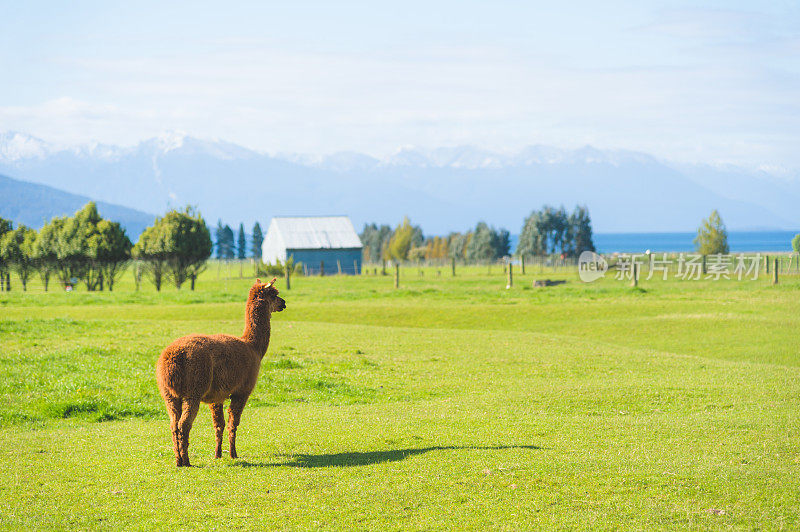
[251,222,264,259]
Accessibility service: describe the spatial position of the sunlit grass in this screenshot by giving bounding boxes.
[0,264,798,529]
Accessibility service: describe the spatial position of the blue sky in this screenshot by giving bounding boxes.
[1,1,798,169]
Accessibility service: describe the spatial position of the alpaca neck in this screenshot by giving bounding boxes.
[242,299,271,356]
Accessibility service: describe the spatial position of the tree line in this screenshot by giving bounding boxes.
[0,203,133,292]
[213,221,264,260]
[360,218,511,263]
[0,203,215,292]
[0,205,273,292]
[360,205,595,263]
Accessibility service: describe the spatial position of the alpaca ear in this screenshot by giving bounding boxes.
[267,277,277,287]
[256,278,262,284]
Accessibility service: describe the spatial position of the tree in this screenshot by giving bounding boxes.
[424,236,450,260]
[465,222,511,262]
[448,232,469,260]
[133,221,168,291]
[39,209,87,289]
[569,205,595,256]
[466,222,495,262]
[215,221,225,259]
[0,217,12,291]
[533,206,570,255]
[517,210,547,256]
[237,223,246,260]
[32,219,59,291]
[0,226,37,291]
[496,228,511,258]
[73,202,105,290]
[137,207,213,290]
[410,224,424,249]
[222,225,234,259]
[694,210,729,255]
[386,217,421,261]
[170,209,212,290]
[360,223,393,263]
[408,246,427,262]
[88,220,132,291]
[215,221,234,259]
[35,202,108,291]
[518,205,590,257]
[792,234,800,254]
[251,222,264,259]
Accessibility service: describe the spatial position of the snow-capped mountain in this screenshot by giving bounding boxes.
[0,131,51,162]
[0,131,798,234]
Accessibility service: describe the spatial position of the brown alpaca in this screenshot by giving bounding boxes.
[156,278,286,466]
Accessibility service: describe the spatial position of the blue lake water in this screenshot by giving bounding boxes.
[509,231,799,254]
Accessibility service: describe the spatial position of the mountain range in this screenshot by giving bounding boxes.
[0,131,798,236]
[0,173,155,238]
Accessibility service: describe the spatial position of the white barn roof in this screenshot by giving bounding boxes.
[267,216,362,250]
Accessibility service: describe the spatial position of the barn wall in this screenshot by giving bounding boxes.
[286,248,362,275]
[261,223,287,264]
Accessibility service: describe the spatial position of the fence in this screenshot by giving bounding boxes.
[2,253,798,293]
[205,254,800,281]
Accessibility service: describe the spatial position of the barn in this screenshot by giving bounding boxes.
[261,216,363,275]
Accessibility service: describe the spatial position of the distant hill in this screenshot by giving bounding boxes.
[1,131,798,234]
[0,173,155,239]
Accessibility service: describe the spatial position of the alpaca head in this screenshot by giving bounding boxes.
[251,278,286,313]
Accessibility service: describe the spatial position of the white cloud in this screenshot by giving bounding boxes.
[0,4,798,169]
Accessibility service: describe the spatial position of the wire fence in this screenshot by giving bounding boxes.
[2,252,798,293]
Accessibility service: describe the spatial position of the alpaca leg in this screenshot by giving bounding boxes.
[227,395,247,459]
[177,398,201,467]
[163,394,183,467]
[209,403,225,459]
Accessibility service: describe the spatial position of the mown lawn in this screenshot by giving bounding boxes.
[0,265,798,530]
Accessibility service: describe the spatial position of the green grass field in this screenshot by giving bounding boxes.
[0,264,798,530]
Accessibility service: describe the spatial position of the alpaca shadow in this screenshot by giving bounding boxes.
[236,444,542,469]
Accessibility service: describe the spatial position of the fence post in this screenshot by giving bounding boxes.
[773,258,779,285]
[451,257,456,277]
[506,263,513,289]
[382,260,386,276]
[394,263,400,288]
[354,260,358,275]
[701,255,707,275]
[285,263,291,290]
[337,260,342,275]
[521,255,525,275]
[765,255,770,274]
[631,263,639,287]
[320,261,325,277]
